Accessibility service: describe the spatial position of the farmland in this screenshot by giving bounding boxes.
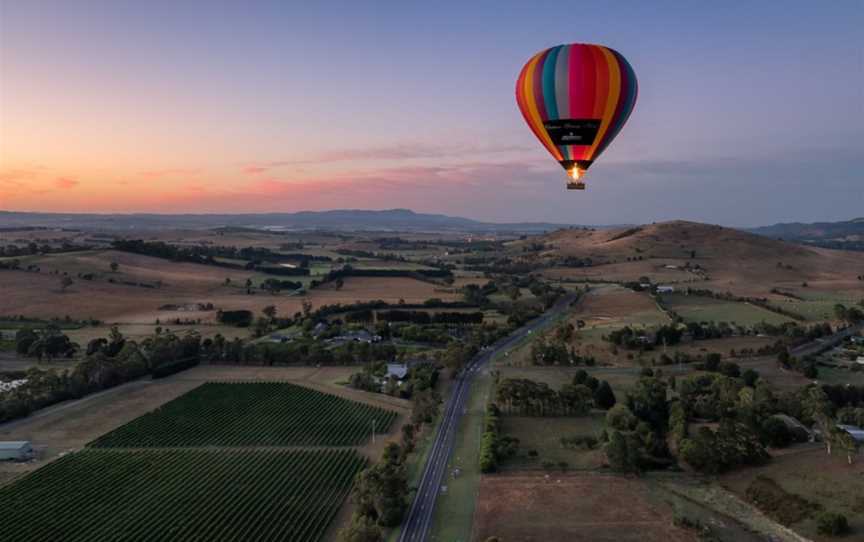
[0,448,365,542]
[661,293,793,326]
[90,382,397,448]
[472,473,699,542]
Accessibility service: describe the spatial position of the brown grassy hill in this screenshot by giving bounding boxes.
[530,221,864,298]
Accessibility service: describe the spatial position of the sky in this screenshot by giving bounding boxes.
[0,0,862,226]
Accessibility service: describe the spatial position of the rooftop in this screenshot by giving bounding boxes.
[0,441,31,450]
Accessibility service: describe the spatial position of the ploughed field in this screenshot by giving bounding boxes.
[1,382,397,542]
[0,448,365,542]
[89,382,397,448]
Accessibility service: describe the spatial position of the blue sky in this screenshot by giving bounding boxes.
[0,0,861,225]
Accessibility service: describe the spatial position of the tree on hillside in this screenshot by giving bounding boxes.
[110,262,119,273]
[59,275,74,292]
[262,305,277,322]
[594,380,617,410]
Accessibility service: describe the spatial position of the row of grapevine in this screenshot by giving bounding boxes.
[89,382,398,448]
[0,448,366,542]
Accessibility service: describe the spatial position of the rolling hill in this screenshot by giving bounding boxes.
[527,221,864,297]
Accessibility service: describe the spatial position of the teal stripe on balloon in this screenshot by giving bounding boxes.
[542,45,560,121]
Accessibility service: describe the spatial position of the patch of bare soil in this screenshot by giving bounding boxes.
[472,472,699,542]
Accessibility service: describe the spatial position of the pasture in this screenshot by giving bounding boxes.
[500,413,607,470]
[0,448,365,542]
[662,293,793,326]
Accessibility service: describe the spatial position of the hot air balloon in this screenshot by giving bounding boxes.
[516,43,637,190]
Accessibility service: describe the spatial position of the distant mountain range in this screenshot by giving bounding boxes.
[2,210,862,249]
[747,217,864,251]
[0,209,577,233]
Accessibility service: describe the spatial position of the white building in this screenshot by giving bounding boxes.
[0,441,34,462]
[656,285,675,294]
[386,363,409,381]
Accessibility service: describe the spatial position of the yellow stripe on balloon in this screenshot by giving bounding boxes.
[522,53,563,161]
[586,47,620,161]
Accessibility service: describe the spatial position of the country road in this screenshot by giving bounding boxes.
[397,292,580,542]
[790,323,864,359]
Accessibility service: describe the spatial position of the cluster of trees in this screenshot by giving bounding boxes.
[0,241,91,258]
[340,443,409,542]
[678,419,769,474]
[216,309,254,327]
[606,324,683,349]
[530,338,596,366]
[480,403,519,473]
[111,239,318,275]
[260,278,303,293]
[833,303,864,324]
[494,372,615,417]
[603,375,675,473]
[369,310,484,325]
[1,327,207,423]
[15,326,78,360]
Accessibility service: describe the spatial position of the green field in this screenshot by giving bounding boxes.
[500,413,606,469]
[90,382,397,448]
[662,294,793,326]
[0,448,365,542]
[779,289,863,321]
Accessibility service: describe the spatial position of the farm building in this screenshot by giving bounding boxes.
[656,285,675,294]
[0,441,34,461]
[386,363,409,381]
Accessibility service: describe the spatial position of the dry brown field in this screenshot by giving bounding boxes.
[472,472,699,542]
[0,249,458,324]
[531,221,864,304]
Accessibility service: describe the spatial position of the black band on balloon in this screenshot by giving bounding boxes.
[559,160,593,171]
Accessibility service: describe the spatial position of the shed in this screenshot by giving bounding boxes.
[0,441,34,461]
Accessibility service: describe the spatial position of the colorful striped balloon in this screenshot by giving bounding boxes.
[516,43,637,188]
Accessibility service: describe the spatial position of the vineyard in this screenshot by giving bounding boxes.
[89,382,398,448]
[0,448,366,542]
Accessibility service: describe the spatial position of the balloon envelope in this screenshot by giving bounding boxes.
[516,43,637,187]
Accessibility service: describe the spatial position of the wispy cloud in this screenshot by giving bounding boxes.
[241,142,532,175]
[55,177,79,189]
[139,168,201,178]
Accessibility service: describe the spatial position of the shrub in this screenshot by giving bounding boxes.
[817,512,849,536]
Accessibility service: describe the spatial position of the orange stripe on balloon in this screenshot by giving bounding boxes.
[521,52,562,161]
[516,57,547,155]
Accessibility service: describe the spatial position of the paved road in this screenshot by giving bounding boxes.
[397,292,580,542]
[790,323,864,359]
